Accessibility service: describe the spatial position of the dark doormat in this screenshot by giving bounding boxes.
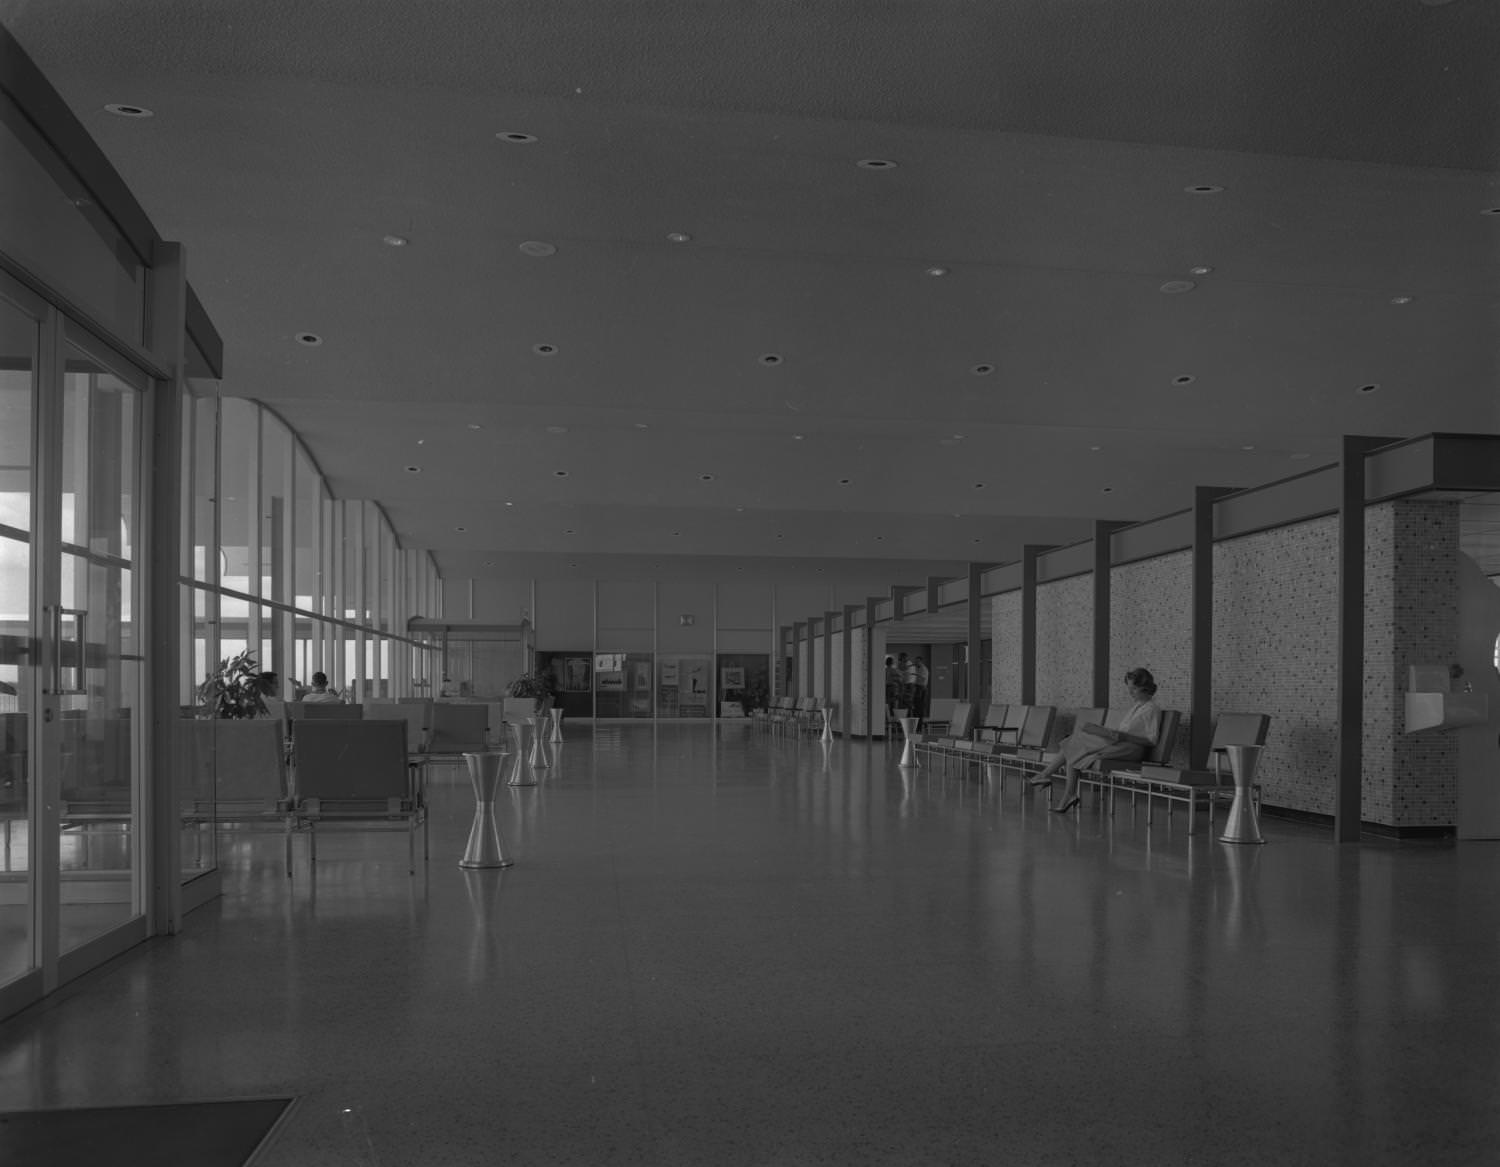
[0,1096,295,1165]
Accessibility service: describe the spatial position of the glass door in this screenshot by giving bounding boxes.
[47,325,145,962]
[0,269,149,1014]
[0,281,40,994]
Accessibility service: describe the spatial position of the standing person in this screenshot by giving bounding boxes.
[912,656,930,724]
[897,653,914,712]
[884,656,901,724]
[302,671,343,705]
[1026,668,1161,813]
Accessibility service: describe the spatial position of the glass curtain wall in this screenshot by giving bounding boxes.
[187,401,439,710]
[178,396,441,882]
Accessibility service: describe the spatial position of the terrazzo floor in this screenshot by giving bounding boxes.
[3,722,1498,1165]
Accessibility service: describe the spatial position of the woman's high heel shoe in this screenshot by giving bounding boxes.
[1050,795,1081,814]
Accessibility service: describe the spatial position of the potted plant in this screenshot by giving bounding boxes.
[197,649,278,719]
[184,650,287,815]
[506,670,556,716]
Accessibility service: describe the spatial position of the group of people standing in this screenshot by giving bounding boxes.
[884,652,929,722]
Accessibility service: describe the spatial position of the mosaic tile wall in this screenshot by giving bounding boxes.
[848,628,872,736]
[1214,502,1461,827]
[989,590,1023,702]
[1110,551,1194,767]
[981,502,1463,826]
[1036,574,1095,710]
[829,631,844,730]
[1362,500,1460,828]
[1213,518,1340,814]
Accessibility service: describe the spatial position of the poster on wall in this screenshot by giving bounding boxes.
[661,661,679,685]
[720,667,744,691]
[679,658,710,716]
[563,657,592,692]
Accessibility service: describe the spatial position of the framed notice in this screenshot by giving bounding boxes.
[721,667,745,691]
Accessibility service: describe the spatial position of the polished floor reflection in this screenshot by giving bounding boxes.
[2,723,1497,1165]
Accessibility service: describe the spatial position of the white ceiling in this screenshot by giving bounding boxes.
[6,0,1500,584]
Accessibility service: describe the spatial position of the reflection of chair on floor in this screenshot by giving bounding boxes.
[290,720,426,874]
[177,718,294,874]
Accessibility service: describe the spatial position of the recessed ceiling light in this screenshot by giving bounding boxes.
[759,353,783,366]
[382,234,408,247]
[700,474,715,481]
[519,240,557,256]
[104,103,153,118]
[973,482,985,489]
[455,526,467,532]
[875,536,885,541]
[1188,265,1213,276]
[405,465,421,473]
[467,423,483,430]
[496,131,537,143]
[735,507,745,512]
[295,332,323,346]
[1390,296,1413,305]
[792,434,804,441]
[1160,280,1197,294]
[857,158,898,169]
[667,232,692,243]
[1089,445,1102,452]
[971,364,994,375]
[1358,383,1380,394]
[533,343,558,355]
[1184,184,1224,194]
[1102,487,1114,493]
[505,501,514,506]
[1173,374,1195,385]
[564,529,575,535]
[554,469,569,477]
[545,425,568,434]
[838,478,852,485]
[925,266,949,277]
[1241,444,1256,451]
[951,434,965,440]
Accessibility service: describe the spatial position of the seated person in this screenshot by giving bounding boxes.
[301,671,344,705]
[1026,668,1162,813]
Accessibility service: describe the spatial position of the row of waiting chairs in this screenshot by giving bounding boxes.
[182,698,552,875]
[910,700,1271,833]
[266,696,549,756]
[752,696,831,737]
